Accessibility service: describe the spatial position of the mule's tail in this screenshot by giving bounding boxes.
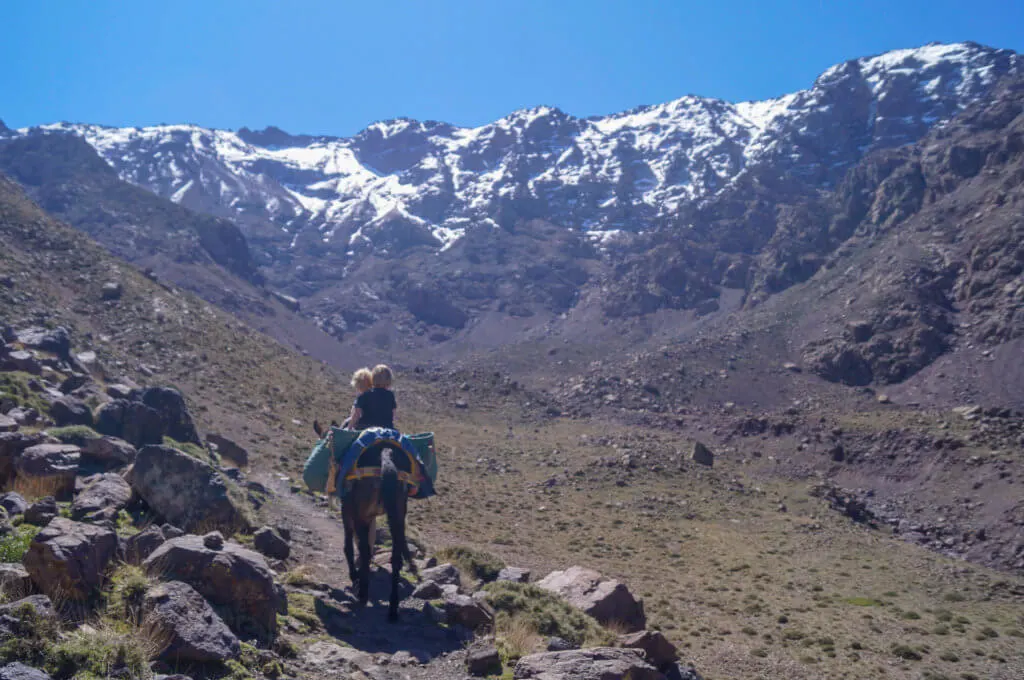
[380,448,405,551]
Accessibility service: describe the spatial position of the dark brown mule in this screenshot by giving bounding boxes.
[314,420,417,621]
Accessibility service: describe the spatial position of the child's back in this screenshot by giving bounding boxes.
[354,364,397,430]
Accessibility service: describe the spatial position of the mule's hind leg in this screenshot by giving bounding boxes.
[356,521,372,606]
[342,507,357,587]
[387,505,408,622]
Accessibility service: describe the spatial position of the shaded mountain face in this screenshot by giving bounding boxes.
[3,42,1021,384]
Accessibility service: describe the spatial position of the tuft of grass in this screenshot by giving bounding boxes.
[8,474,70,502]
[483,581,612,648]
[45,624,154,680]
[45,425,101,446]
[0,600,61,666]
[281,565,319,588]
[843,597,882,607]
[105,564,151,624]
[495,615,542,664]
[0,524,38,563]
[163,436,210,462]
[892,643,924,661]
[436,545,506,583]
[286,593,321,631]
[0,372,52,414]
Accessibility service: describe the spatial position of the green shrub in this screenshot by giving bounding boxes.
[45,425,100,446]
[0,601,60,665]
[163,436,209,462]
[436,546,506,583]
[105,565,151,624]
[483,581,611,648]
[46,626,152,680]
[0,525,38,563]
[0,372,52,414]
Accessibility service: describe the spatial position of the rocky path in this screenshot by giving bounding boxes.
[255,473,477,680]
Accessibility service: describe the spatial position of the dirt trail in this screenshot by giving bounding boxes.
[254,473,476,680]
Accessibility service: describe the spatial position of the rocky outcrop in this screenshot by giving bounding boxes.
[130,445,249,532]
[537,566,646,633]
[95,400,163,448]
[143,534,284,641]
[14,444,79,500]
[48,396,92,427]
[80,436,136,468]
[70,473,132,522]
[513,648,662,680]
[23,518,118,601]
[142,580,241,663]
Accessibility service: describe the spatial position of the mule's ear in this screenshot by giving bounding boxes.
[313,420,323,437]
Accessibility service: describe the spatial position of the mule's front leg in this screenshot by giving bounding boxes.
[356,523,372,606]
[342,504,358,587]
[388,534,403,622]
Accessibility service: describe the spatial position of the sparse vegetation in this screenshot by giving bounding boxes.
[436,545,506,583]
[46,624,154,680]
[483,581,612,648]
[0,524,38,562]
[45,424,101,445]
[0,372,52,414]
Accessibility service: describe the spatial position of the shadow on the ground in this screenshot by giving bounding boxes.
[313,569,466,658]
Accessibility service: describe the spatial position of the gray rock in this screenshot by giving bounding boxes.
[23,497,57,526]
[467,645,502,676]
[421,562,461,587]
[253,526,289,560]
[71,473,132,522]
[0,564,33,599]
[105,384,134,400]
[202,531,224,550]
[0,433,49,487]
[15,327,70,359]
[6,351,41,375]
[122,525,165,564]
[412,580,443,600]
[161,524,185,540]
[689,441,714,467]
[14,444,80,500]
[497,566,531,583]
[142,580,241,663]
[139,388,200,445]
[80,436,136,467]
[443,593,493,630]
[300,641,375,672]
[0,662,52,680]
[23,519,118,601]
[95,400,163,448]
[206,434,248,466]
[0,493,29,516]
[101,282,122,301]
[514,648,661,680]
[130,445,249,533]
[547,637,577,652]
[536,566,646,633]
[0,416,16,434]
[49,396,93,428]
[58,373,90,395]
[618,630,678,669]
[144,534,283,641]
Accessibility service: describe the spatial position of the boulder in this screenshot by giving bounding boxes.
[206,434,248,466]
[618,630,678,669]
[0,564,33,599]
[80,436,136,468]
[300,641,375,673]
[23,518,118,601]
[0,433,49,485]
[130,445,249,532]
[15,327,71,359]
[139,388,200,445]
[443,593,494,630]
[467,645,502,676]
[58,373,90,395]
[0,493,29,516]
[547,637,577,652]
[14,444,80,500]
[121,525,165,564]
[95,400,163,448]
[0,415,16,434]
[161,524,185,540]
[537,566,646,633]
[24,498,58,526]
[71,473,132,522]
[6,351,41,375]
[0,663,52,680]
[253,526,289,560]
[142,581,241,663]
[497,567,531,583]
[101,282,122,301]
[689,441,714,467]
[48,396,93,428]
[143,534,283,641]
[412,580,443,600]
[420,562,461,587]
[513,648,661,680]
[105,384,134,400]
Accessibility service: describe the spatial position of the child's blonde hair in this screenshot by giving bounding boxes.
[351,368,373,392]
[371,364,393,389]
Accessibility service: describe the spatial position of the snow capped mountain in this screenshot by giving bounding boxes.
[17,42,1022,267]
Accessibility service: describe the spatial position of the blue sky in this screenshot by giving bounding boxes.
[2,0,1021,136]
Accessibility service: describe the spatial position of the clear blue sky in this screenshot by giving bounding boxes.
[2,0,1021,136]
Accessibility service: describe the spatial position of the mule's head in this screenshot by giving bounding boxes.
[313,420,324,438]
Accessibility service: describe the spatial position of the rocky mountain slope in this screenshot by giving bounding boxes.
[5,43,1020,354]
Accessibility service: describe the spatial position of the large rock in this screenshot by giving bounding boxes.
[14,444,79,500]
[537,566,646,633]
[15,327,71,359]
[467,645,502,676]
[95,400,163,448]
[0,564,33,599]
[0,432,49,485]
[48,396,93,428]
[130,445,249,532]
[689,441,714,467]
[421,562,461,587]
[443,593,494,630]
[253,526,289,560]
[24,498,57,526]
[618,630,678,670]
[0,662,53,680]
[0,493,29,516]
[122,525,166,564]
[139,388,200,445]
[23,518,118,601]
[513,648,662,680]
[497,567,531,583]
[206,434,248,466]
[80,436,136,468]
[142,580,241,663]
[71,473,132,522]
[143,534,283,641]
[5,351,40,375]
[0,415,16,434]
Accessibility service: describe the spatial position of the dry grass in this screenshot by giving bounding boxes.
[496,615,543,663]
[7,473,70,501]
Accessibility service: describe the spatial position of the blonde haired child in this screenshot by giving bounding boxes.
[350,364,397,430]
[343,367,373,429]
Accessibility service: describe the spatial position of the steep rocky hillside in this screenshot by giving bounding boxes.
[6,43,1020,353]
